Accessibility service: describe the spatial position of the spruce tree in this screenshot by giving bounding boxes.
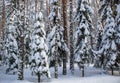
[94,6,118,73]
[17,2,25,80]
[115,4,120,63]
[93,1,119,72]
[74,0,93,77]
[47,0,69,78]
[47,25,69,67]
[48,0,59,78]
[6,12,18,74]
[30,12,51,82]
[94,20,103,68]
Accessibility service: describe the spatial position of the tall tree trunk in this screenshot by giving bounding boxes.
[90,30,94,63]
[46,0,50,17]
[46,0,50,34]
[2,0,5,40]
[62,0,68,75]
[69,0,74,73]
[18,36,24,80]
[35,0,38,20]
[26,0,28,14]
[40,0,44,11]
[1,0,6,65]
[54,1,59,78]
[35,0,38,13]
[54,25,58,78]
[18,0,25,80]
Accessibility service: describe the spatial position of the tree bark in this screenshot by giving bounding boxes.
[18,0,25,80]
[55,26,58,78]
[82,66,84,77]
[2,0,5,40]
[46,0,50,17]
[18,36,24,80]
[69,0,74,73]
[54,1,59,78]
[1,0,6,66]
[38,72,41,83]
[40,0,44,11]
[35,0,38,20]
[111,67,114,75]
[35,0,38,13]
[46,0,50,34]
[62,0,68,75]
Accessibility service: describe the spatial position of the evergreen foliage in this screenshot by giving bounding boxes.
[6,11,18,74]
[74,0,93,66]
[30,12,51,81]
[47,0,69,67]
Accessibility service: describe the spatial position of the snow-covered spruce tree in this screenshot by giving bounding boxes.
[15,0,31,79]
[24,2,31,68]
[94,6,118,73]
[115,4,120,63]
[17,2,25,80]
[93,1,119,72]
[47,0,69,78]
[5,13,18,74]
[48,0,59,78]
[47,24,69,67]
[74,0,93,77]
[30,12,51,82]
[93,0,110,68]
[94,20,103,68]
[98,0,114,24]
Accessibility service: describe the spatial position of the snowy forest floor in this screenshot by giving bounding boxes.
[0,64,120,83]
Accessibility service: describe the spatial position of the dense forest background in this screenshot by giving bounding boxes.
[0,0,120,83]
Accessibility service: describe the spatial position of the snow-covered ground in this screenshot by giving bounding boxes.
[0,64,120,83]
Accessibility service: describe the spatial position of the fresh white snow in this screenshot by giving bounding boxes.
[0,65,120,83]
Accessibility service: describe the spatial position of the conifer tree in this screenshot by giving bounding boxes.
[17,1,25,80]
[6,12,18,74]
[48,0,59,78]
[47,0,69,78]
[94,20,103,68]
[115,3,120,63]
[74,0,93,77]
[93,1,119,72]
[47,24,69,68]
[94,6,118,73]
[30,12,51,82]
